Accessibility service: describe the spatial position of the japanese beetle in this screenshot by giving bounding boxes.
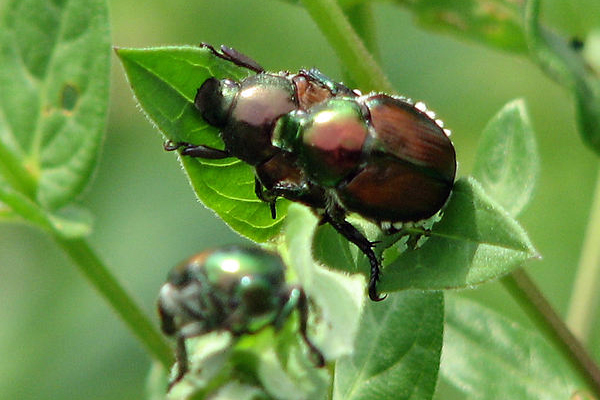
[274,94,456,223]
[165,44,456,302]
[157,245,324,386]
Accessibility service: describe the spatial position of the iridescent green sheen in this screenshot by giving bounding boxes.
[157,245,324,385]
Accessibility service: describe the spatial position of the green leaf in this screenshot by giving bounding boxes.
[47,205,93,238]
[168,333,236,399]
[0,0,110,208]
[0,179,92,238]
[393,0,528,53]
[281,204,366,359]
[280,0,528,53]
[525,0,600,155]
[333,291,443,400]
[382,177,539,291]
[116,46,286,242]
[208,383,267,400]
[146,362,170,400]
[473,99,539,217]
[314,178,539,292]
[256,343,329,400]
[0,179,53,231]
[171,328,329,400]
[441,296,587,399]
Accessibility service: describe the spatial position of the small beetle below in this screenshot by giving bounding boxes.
[166,44,456,301]
[157,245,324,386]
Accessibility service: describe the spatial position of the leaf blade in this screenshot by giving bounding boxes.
[441,296,587,399]
[282,204,366,360]
[116,46,285,242]
[314,178,538,292]
[524,0,600,155]
[333,291,444,400]
[0,0,111,208]
[473,99,539,217]
[381,177,539,291]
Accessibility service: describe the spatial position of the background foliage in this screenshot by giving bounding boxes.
[1,0,599,399]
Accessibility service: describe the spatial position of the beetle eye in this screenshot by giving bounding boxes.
[168,269,193,287]
[195,78,238,127]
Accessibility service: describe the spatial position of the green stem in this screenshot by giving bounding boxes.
[299,0,393,93]
[0,141,38,199]
[53,235,173,369]
[567,165,600,342]
[501,269,600,395]
[327,361,336,400]
[345,3,379,61]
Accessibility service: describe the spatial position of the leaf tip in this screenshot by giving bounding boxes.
[503,97,529,115]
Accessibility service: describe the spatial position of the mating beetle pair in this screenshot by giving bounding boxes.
[166,44,457,301]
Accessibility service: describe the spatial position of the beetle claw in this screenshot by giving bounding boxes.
[368,283,387,302]
[163,140,183,151]
[366,251,386,302]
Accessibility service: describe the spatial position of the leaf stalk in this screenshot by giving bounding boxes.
[567,165,600,342]
[53,235,173,369]
[502,269,600,395]
[299,0,393,93]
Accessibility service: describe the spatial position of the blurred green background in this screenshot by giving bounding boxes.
[1,0,599,399]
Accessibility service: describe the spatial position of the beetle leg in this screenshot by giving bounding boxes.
[322,210,386,302]
[168,333,188,390]
[276,287,325,367]
[164,140,231,159]
[301,68,357,97]
[295,288,325,367]
[254,177,278,219]
[199,42,264,73]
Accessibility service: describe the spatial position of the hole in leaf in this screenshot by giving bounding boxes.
[61,83,80,112]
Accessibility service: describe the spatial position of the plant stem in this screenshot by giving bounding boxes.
[299,0,393,93]
[344,3,379,61]
[53,235,173,369]
[501,269,600,395]
[0,141,38,199]
[567,165,600,342]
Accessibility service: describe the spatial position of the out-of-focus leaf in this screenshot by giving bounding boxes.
[281,203,365,359]
[333,291,443,400]
[473,99,539,217]
[208,382,267,400]
[146,362,170,400]
[314,178,539,293]
[441,296,587,399]
[0,179,52,230]
[117,46,287,242]
[0,175,92,238]
[169,327,328,400]
[0,0,110,209]
[47,205,93,238]
[583,30,600,73]
[168,333,235,400]
[393,0,528,53]
[525,0,600,155]
[257,344,328,400]
[282,0,528,53]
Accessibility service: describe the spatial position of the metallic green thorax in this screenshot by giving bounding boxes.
[273,98,368,187]
[163,246,288,335]
[202,247,286,332]
[157,245,324,386]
